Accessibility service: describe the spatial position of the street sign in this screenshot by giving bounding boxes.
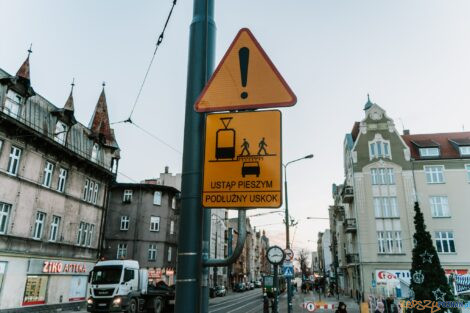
[282,263,294,278]
[195,28,296,112]
[202,110,282,208]
[284,248,294,261]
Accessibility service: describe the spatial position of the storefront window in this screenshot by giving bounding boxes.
[22,276,48,306]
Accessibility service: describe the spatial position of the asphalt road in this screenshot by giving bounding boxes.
[208,288,266,313]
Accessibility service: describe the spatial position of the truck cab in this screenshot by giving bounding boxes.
[87,260,143,313]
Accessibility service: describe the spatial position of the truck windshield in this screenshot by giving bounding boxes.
[91,266,123,284]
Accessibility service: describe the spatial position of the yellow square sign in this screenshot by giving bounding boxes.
[202,110,282,208]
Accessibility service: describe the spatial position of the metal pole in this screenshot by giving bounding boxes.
[175,0,215,312]
[284,165,293,313]
[273,264,279,313]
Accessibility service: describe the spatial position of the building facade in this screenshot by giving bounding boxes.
[330,98,470,300]
[0,55,119,311]
[102,182,180,285]
[317,230,333,279]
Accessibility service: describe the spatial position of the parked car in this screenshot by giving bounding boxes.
[248,282,255,290]
[255,280,262,288]
[209,286,216,298]
[234,282,246,292]
[215,286,227,297]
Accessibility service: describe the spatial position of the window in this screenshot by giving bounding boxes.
[54,122,68,144]
[435,231,455,253]
[91,143,100,163]
[466,165,470,182]
[88,181,95,203]
[77,222,84,245]
[117,243,127,259]
[153,191,162,205]
[0,139,3,154]
[4,89,22,117]
[7,146,22,176]
[77,221,92,246]
[377,231,402,253]
[120,216,129,231]
[123,190,133,203]
[57,168,67,193]
[171,197,176,209]
[369,136,391,160]
[148,244,157,261]
[23,276,48,306]
[419,148,440,158]
[430,196,450,217]
[33,212,46,240]
[150,216,160,232]
[459,147,470,156]
[42,161,54,188]
[83,179,99,204]
[371,168,395,185]
[425,166,444,184]
[373,197,399,218]
[49,216,61,242]
[0,203,12,234]
[83,179,89,201]
[170,220,174,235]
[93,183,99,205]
[87,224,94,247]
[168,247,172,262]
[395,231,403,253]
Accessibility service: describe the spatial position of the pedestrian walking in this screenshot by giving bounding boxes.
[335,302,348,313]
[375,301,385,313]
[263,294,270,313]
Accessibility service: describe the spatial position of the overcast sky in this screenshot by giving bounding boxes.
[2,0,470,258]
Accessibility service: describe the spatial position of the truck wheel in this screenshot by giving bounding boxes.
[153,297,164,313]
[128,298,137,313]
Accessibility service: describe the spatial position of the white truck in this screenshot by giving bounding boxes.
[86,260,175,313]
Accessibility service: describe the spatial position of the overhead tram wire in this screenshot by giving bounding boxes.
[110,1,180,153]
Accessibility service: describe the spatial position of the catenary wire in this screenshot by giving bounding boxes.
[127,0,178,121]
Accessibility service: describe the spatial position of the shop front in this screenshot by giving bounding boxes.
[0,256,94,311]
[148,267,176,286]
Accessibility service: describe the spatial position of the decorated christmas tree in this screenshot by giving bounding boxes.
[409,202,457,312]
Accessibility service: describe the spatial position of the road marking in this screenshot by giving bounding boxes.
[209,292,261,312]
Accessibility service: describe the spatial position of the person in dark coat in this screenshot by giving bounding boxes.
[335,302,347,313]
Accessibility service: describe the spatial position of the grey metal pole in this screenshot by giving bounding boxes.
[284,169,293,313]
[273,264,279,313]
[175,0,215,312]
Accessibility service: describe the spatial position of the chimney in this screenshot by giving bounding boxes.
[164,166,169,174]
[403,129,410,135]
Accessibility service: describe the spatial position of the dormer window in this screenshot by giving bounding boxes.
[459,146,470,156]
[4,89,23,117]
[91,143,100,163]
[54,121,68,144]
[419,148,440,158]
[369,134,391,160]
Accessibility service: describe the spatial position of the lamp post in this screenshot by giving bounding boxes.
[283,154,313,313]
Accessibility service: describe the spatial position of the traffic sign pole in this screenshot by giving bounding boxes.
[175,0,215,313]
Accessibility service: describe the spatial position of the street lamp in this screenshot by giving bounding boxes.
[283,154,313,313]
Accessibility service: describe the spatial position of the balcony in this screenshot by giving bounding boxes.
[344,218,357,233]
[346,253,359,265]
[342,186,354,203]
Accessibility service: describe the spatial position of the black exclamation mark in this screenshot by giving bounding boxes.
[239,47,249,99]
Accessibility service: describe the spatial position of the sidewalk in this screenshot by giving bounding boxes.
[292,291,360,313]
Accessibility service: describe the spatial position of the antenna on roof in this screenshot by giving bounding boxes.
[398,118,405,134]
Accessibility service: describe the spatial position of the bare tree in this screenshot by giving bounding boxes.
[298,249,310,279]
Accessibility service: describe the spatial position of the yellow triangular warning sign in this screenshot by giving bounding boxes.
[195,28,296,112]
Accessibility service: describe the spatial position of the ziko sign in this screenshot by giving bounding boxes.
[375,270,411,284]
[27,259,90,275]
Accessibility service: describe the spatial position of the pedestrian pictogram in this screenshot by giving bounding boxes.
[202,110,282,208]
[282,263,294,278]
[194,28,296,112]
